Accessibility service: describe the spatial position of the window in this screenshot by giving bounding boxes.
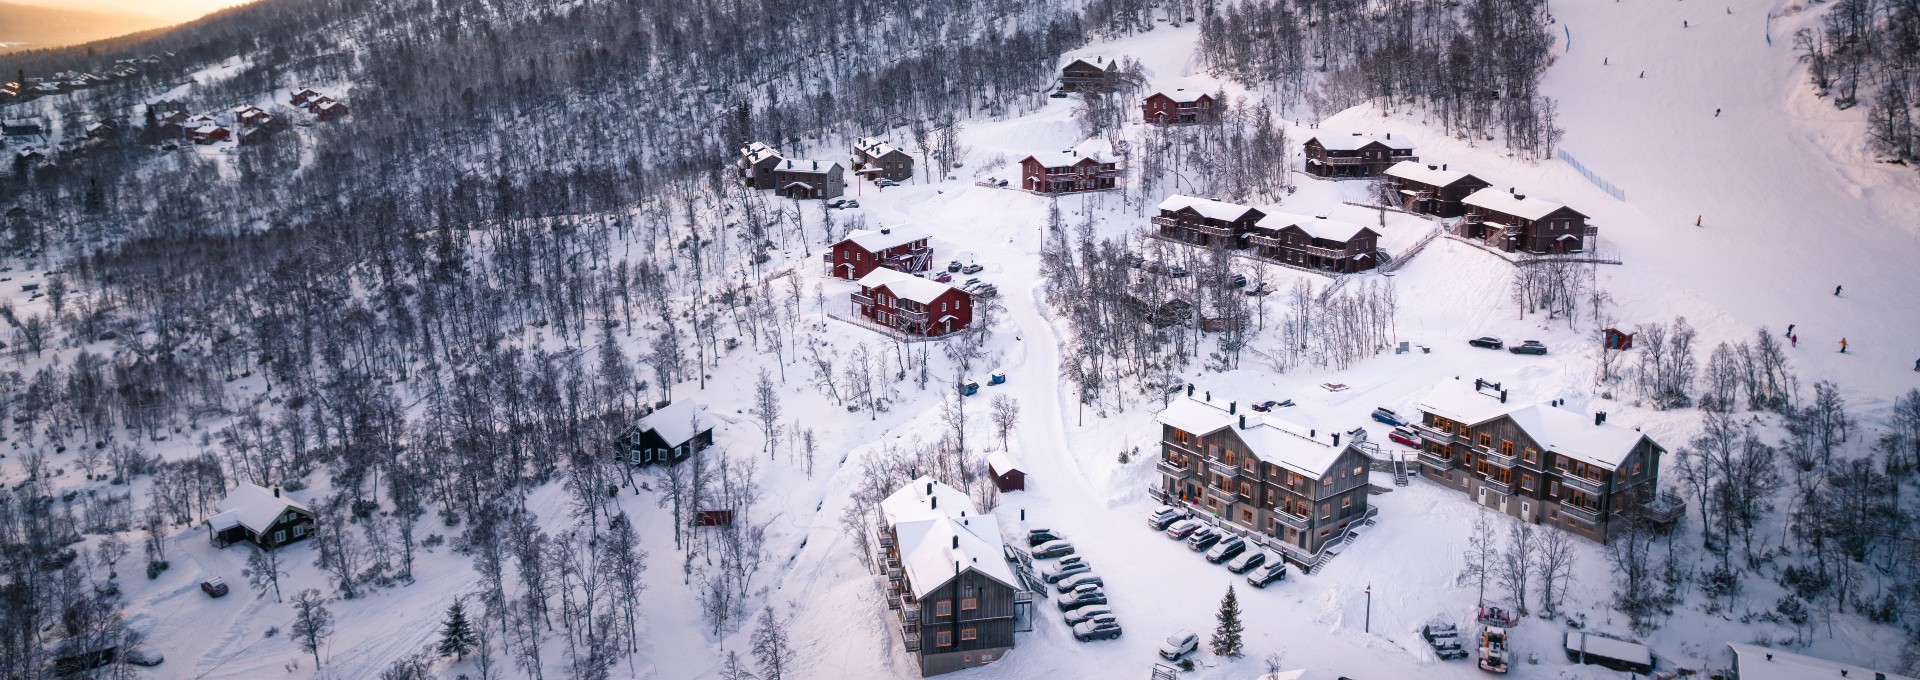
[294,524,307,538]
[1341,496,1352,508]
[1548,480,1559,497]
[1521,475,1535,491]
[982,653,994,663]
[1322,476,1333,487]
[961,597,977,611]
[1480,433,1493,448]
[936,600,952,617]
[1501,440,1514,457]
[1242,509,1253,523]
[1523,447,1539,464]
[1632,463,1642,476]
[274,530,286,543]
[1321,503,1331,518]
[961,627,978,641]
[1353,466,1364,476]
[936,631,952,647]
[1459,427,1470,441]
[1239,481,1252,497]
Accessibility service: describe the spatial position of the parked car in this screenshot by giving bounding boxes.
[1168,265,1190,278]
[1147,507,1183,530]
[1371,407,1405,426]
[1388,427,1420,448]
[1074,618,1124,641]
[1064,605,1114,626]
[200,577,229,598]
[1033,540,1076,559]
[1225,273,1247,288]
[961,263,984,275]
[1226,550,1267,574]
[1186,527,1222,552]
[1509,340,1548,355]
[948,260,963,273]
[1050,90,1069,98]
[1247,561,1289,588]
[1028,528,1062,546]
[1058,554,1088,570]
[1164,519,1202,539]
[1055,584,1107,611]
[1205,536,1247,564]
[1044,562,1092,584]
[1159,630,1200,660]
[1251,399,1294,412]
[1055,572,1104,593]
[997,178,1009,187]
[1468,336,1504,350]
[874,179,899,187]
[826,198,860,209]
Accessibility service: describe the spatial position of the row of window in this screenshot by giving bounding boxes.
[932,627,980,646]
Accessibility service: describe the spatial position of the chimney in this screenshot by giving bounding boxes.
[1229,401,1237,415]
[1500,390,1508,403]
[1428,164,1437,170]
[1515,194,1526,200]
[931,496,938,510]
[1310,429,1316,437]
[1386,132,1391,139]
[1239,415,1246,430]
[1333,433,1341,446]
[1509,186,1516,193]
[813,161,819,170]
[1206,390,1212,402]
[881,227,891,234]
[1475,378,1484,391]
[273,487,280,498]
[1442,163,1448,171]
[1595,412,1607,426]
[927,481,933,495]
[1187,384,1194,397]
[952,535,959,549]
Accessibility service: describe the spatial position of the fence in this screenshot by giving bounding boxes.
[1556,148,1626,202]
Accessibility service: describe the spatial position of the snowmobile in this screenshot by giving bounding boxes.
[1477,626,1511,674]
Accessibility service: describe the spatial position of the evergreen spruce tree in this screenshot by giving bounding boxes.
[1211,585,1245,657]
[438,599,477,661]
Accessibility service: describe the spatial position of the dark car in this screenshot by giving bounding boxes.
[1073,618,1123,641]
[1168,265,1190,278]
[1028,528,1063,546]
[1033,540,1076,559]
[1225,273,1247,289]
[1388,427,1420,448]
[1251,399,1293,412]
[1247,562,1288,588]
[1050,90,1069,98]
[1468,336,1504,350]
[1509,340,1548,355]
[1371,407,1404,426]
[1055,584,1108,611]
[1226,550,1267,574]
[948,260,963,273]
[1186,527,1222,552]
[1205,536,1247,564]
[200,577,229,598]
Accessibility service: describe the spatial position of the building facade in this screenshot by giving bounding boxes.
[825,227,933,279]
[1248,212,1381,273]
[1460,189,1595,255]
[739,141,783,189]
[768,158,846,200]
[1150,195,1264,249]
[1382,161,1490,218]
[1059,57,1117,92]
[622,400,714,466]
[853,136,915,182]
[1302,133,1417,178]
[1142,91,1216,125]
[1019,153,1118,194]
[875,477,1027,676]
[854,268,974,337]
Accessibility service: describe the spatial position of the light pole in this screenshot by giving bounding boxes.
[1364,583,1372,633]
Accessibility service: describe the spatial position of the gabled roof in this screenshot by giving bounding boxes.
[1384,161,1482,188]
[1728,642,1914,680]
[741,141,780,164]
[856,267,960,305]
[838,226,928,254]
[1414,379,1519,426]
[986,450,1023,476]
[1156,395,1351,478]
[881,476,979,526]
[881,477,1016,598]
[634,399,710,448]
[1308,133,1414,152]
[1146,88,1214,103]
[854,136,906,158]
[208,483,311,534]
[1061,55,1117,71]
[1505,404,1651,469]
[1462,188,1585,222]
[1021,151,1106,168]
[1256,211,1374,242]
[777,158,841,174]
[1157,195,1261,222]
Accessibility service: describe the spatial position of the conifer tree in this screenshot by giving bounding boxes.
[1212,585,1245,657]
[439,599,477,661]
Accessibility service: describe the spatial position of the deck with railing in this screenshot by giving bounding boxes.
[1158,459,1194,480]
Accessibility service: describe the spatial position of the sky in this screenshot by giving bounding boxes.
[19,0,249,23]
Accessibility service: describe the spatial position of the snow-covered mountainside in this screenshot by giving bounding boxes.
[0,0,1917,679]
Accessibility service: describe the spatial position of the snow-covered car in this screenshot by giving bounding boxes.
[1159,630,1199,660]
[874,179,899,187]
[1054,572,1104,593]
[1028,528,1062,546]
[1073,618,1123,642]
[123,649,164,667]
[1032,540,1076,559]
[1371,407,1405,426]
[1389,427,1420,448]
[1057,554,1088,570]
[1064,605,1114,626]
[1147,507,1182,530]
[1251,399,1294,412]
[1055,584,1107,611]
[961,263,984,275]
[1226,550,1267,574]
[200,577,229,598]
[1247,561,1288,588]
[1468,336,1504,350]
[825,198,859,209]
[1205,536,1247,564]
[1186,527,1222,552]
[1164,519,1202,539]
[1509,340,1548,355]
[948,260,963,273]
[1044,561,1092,584]
[932,272,953,283]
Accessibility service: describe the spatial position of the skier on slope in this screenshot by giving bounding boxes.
[1835,285,1844,296]
[1840,338,1849,353]
[1715,108,1722,117]
[1786,324,1795,337]
[1791,335,1798,348]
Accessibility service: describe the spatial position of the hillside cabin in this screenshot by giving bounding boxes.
[1460,188,1593,255]
[1151,195,1264,249]
[291,88,321,106]
[769,158,846,200]
[826,226,933,279]
[1,118,43,137]
[1059,56,1118,92]
[1725,641,1913,680]
[1019,152,1118,194]
[238,126,272,147]
[1142,90,1216,125]
[853,267,973,337]
[1303,133,1416,178]
[875,477,1027,675]
[315,100,348,120]
[739,141,783,189]
[623,399,714,466]
[206,483,317,550]
[987,451,1026,492]
[83,121,118,140]
[853,136,914,182]
[1249,212,1380,273]
[235,106,273,127]
[1383,162,1490,218]
[186,125,231,144]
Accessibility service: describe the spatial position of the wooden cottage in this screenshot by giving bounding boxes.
[1151,195,1264,249]
[1141,90,1216,125]
[1302,133,1416,178]
[1059,56,1118,92]
[853,267,973,337]
[852,136,914,182]
[234,105,273,127]
[1460,188,1593,254]
[1018,151,1118,194]
[623,399,714,466]
[186,124,231,144]
[315,100,348,120]
[876,477,1026,675]
[206,483,316,550]
[986,451,1025,492]
[739,141,783,189]
[768,158,846,200]
[1,117,43,137]
[1249,212,1381,273]
[825,226,933,280]
[1383,161,1490,218]
[290,88,321,106]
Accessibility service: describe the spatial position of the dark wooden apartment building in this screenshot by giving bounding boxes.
[1460,188,1595,255]
[1151,195,1264,249]
[1250,212,1382,273]
[1058,56,1118,92]
[1383,161,1490,218]
[825,226,933,280]
[1142,89,1216,125]
[768,158,846,200]
[738,141,783,189]
[1019,151,1119,194]
[854,268,974,337]
[1412,378,1675,542]
[1154,388,1376,564]
[875,477,1027,676]
[1303,133,1416,178]
[853,136,915,182]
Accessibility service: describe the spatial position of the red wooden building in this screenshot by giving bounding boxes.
[824,226,932,280]
[1461,188,1594,255]
[315,100,348,120]
[987,451,1025,492]
[186,124,231,144]
[1019,151,1119,194]
[1303,133,1417,178]
[852,267,973,337]
[1141,89,1216,125]
[290,88,321,106]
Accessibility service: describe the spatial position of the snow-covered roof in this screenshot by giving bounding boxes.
[1256,211,1373,242]
[1022,150,1107,168]
[1415,379,1520,426]
[839,226,927,253]
[634,399,710,448]
[1157,195,1260,222]
[1061,55,1116,71]
[210,483,311,534]
[856,267,959,305]
[777,158,841,174]
[232,104,261,114]
[1156,395,1351,478]
[1506,404,1651,469]
[1727,642,1913,680]
[1384,161,1480,188]
[880,477,1015,598]
[854,136,904,158]
[740,141,780,164]
[987,450,1023,476]
[1308,133,1414,152]
[1563,633,1651,666]
[1462,188,1584,222]
[881,476,979,526]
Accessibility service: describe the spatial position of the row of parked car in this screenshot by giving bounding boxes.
[1148,507,1289,589]
[1029,529,1123,642]
[1468,336,1548,355]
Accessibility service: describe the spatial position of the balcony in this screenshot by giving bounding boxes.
[1293,243,1351,260]
[851,292,874,307]
[1273,510,1310,532]
[1207,459,1241,480]
[1418,448,1457,470]
[1247,233,1283,249]
[1158,459,1194,480]
[1205,484,1237,506]
[1558,471,1606,495]
[1480,446,1518,468]
[902,629,921,653]
[1410,422,1461,443]
[1481,477,1513,496]
[1319,156,1368,165]
[1165,439,1203,458]
[896,308,929,325]
[1151,215,1234,237]
[1559,500,1602,524]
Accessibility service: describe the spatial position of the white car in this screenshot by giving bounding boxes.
[1054,572,1103,593]
[1159,629,1199,660]
[1064,604,1113,626]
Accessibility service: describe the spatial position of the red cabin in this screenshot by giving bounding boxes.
[852,267,972,337]
[824,226,932,280]
[1142,90,1216,125]
[1019,152,1119,194]
[987,451,1025,492]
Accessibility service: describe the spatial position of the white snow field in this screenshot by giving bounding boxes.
[85,1,1920,679]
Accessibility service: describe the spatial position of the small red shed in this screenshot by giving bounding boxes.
[1603,327,1635,350]
[987,451,1025,492]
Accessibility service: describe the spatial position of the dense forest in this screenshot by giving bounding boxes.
[1796,0,1920,162]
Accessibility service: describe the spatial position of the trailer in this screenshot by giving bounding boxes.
[1564,631,1654,674]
